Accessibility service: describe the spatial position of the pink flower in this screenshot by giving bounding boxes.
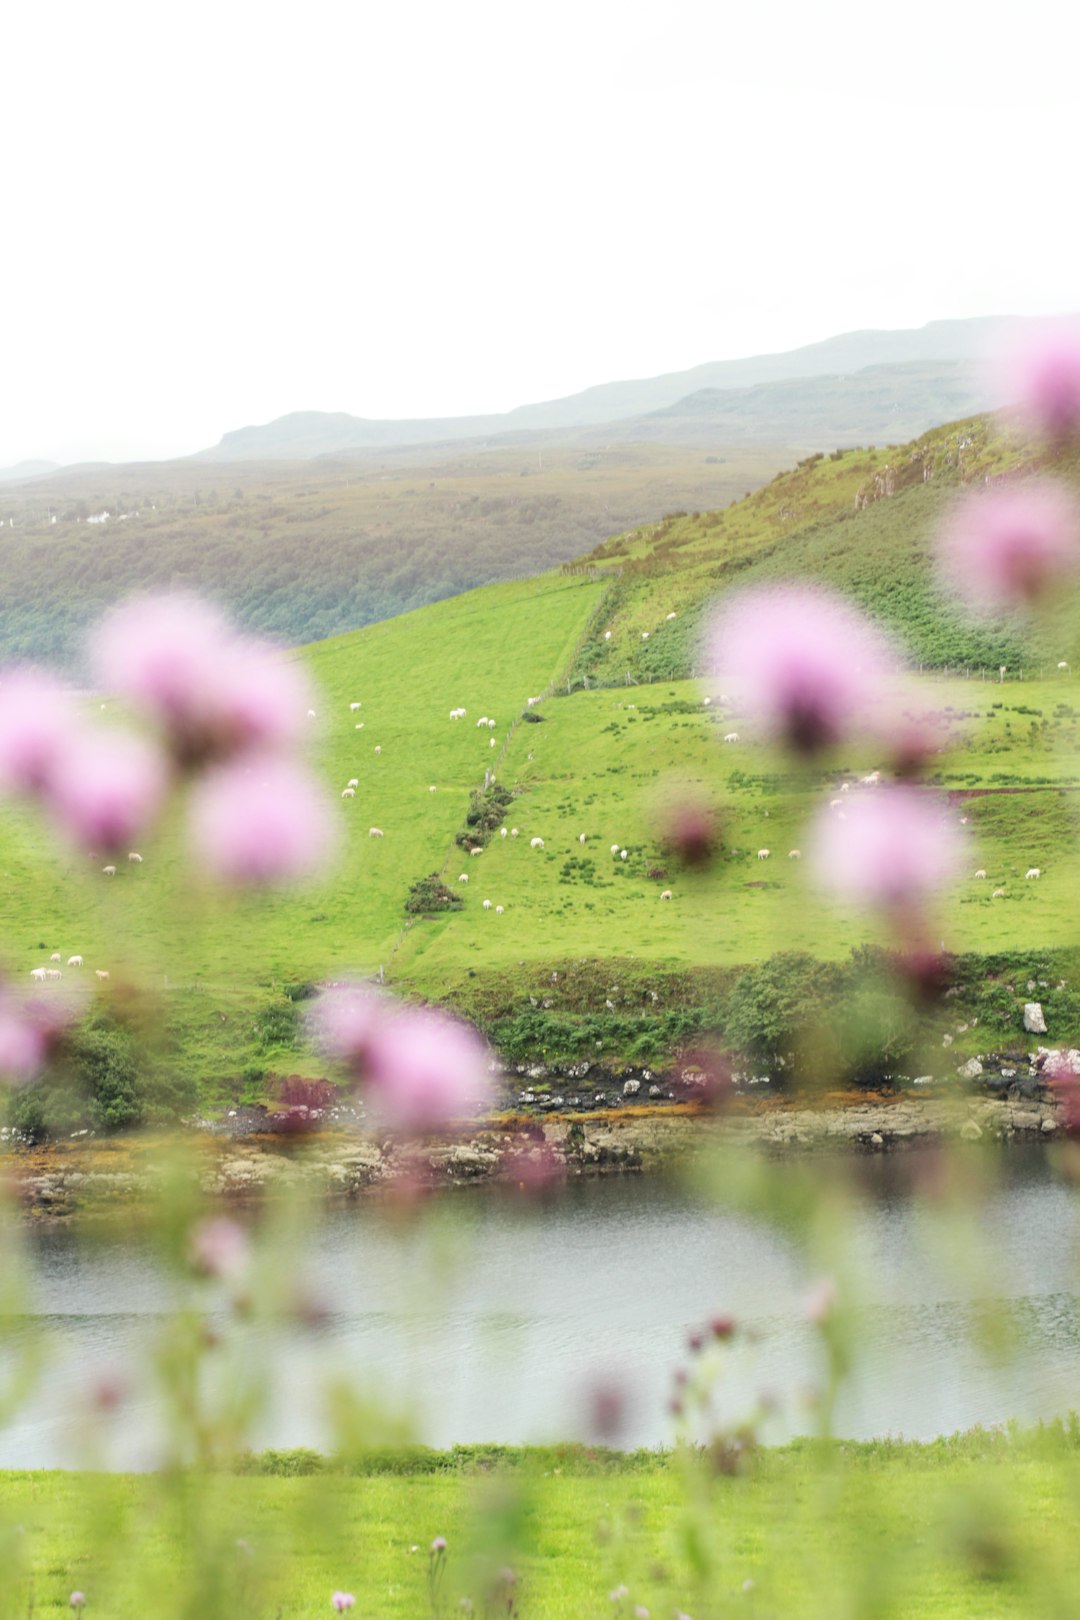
[365,1006,492,1132]
[331,1595,355,1613]
[1004,319,1080,441]
[189,1216,250,1279]
[0,669,77,797]
[431,1537,448,1553]
[69,1596,86,1612]
[0,1000,50,1083]
[46,729,167,852]
[311,983,389,1070]
[212,640,315,757]
[810,785,962,912]
[188,755,337,884]
[91,593,232,730]
[706,585,895,754]
[939,482,1080,612]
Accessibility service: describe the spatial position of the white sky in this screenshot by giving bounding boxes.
[4,0,1079,466]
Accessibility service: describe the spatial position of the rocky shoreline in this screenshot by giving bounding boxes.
[3,1072,1069,1218]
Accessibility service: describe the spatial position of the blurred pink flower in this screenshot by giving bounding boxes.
[365,1006,492,1132]
[0,669,77,797]
[939,482,1080,612]
[311,983,388,1070]
[46,729,167,852]
[0,1001,49,1083]
[706,585,895,754]
[188,755,336,885]
[331,1595,355,1613]
[69,1596,86,1612]
[189,1216,250,1279]
[431,1536,448,1553]
[803,1278,838,1326]
[212,640,314,757]
[810,785,962,912]
[92,593,231,728]
[1004,319,1080,441]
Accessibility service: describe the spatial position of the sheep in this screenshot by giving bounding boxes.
[458,873,469,883]
[487,718,496,729]
[347,778,358,787]
[1058,661,1070,670]
[128,851,143,863]
[830,799,843,810]
[861,771,881,786]
[604,630,612,640]
[578,834,586,844]
[642,631,649,640]
[1025,867,1041,879]
[449,709,460,719]
[477,717,488,727]
[50,952,61,962]
[610,844,620,855]
[30,967,46,982]
[46,968,62,981]
[992,888,1005,898]
[974,868,987,879]
[350,702,362,711]
[660,889,673,900]
[95,969,110,979]
[67,955,83,967]
[103,864,117,876]
[374,745,381,755]
[666,611,677,620]
[489,737,496,747]
[530,837,545,849]
[429,785,437,792]
[482,899,492,910]
[757,849,770,860]
[839,783,851,793]
[495,905,504,914]
[368,827,384,838]
[703,697,711,706]
[620,849,627,860]
[723,732,739,743]
[500,827,508,837]
[510,828,519,838]
[341,787,355,799]
[470,846,483,856]
[306,709,316,719]
[355,723,364,730]
[788,850,801,860]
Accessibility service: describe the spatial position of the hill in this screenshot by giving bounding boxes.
[197,318,1009,460]
[5,406,1080,1114]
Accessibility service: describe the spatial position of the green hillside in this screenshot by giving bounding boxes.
[5,413,1080,1116]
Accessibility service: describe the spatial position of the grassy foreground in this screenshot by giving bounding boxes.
[6,1430,1080,1617]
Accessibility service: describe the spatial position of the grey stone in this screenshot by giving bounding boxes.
[1024,1002,1048,1035]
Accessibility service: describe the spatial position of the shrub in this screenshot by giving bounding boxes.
[405,873,464,914]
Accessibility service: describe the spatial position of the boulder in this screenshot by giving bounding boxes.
[1024,1002,1048,1035]
[623,1078,641,1098]
[960,1119,983,1141]
[957,1058,983,1081]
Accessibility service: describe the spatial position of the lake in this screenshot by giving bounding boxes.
[4,1145,1080,1468]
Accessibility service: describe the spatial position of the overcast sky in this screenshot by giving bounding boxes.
[5,0,1079,466]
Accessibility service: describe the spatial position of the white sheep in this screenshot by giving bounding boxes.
[368,827,384,838]
[1058,662,1070,670]
[67,955,83,967]
[429,785,437,792]
[620,849,627,860]
[470,847,483,856]
[642,631,649,640]
[788,850,801,860]
[610,844,619,855]
[49,952,61,962]
[30,967,46,982]
[477,717,488,727]
[974,868,987,879]
[128,851,143,863]
[46,968,62,981]
[95,969,111,979]
[992,888,1005,898]
[666,611,677,620]
[511,828,519,838]
[861,771,881,786]
[458,873,469,883]
[482,899,492,910]
[1025,867,1041,879]
[347,778,358,787]
[489,737,496,747]
[307,709,317,719]
[530,837,545,849]
[103,864,117,876]
[500,827,508,837]
[660,889,672,900]
[341,787,355,798]
[724,732,739,743]
[374,745,381,755]
[350,702,362,711]
[495,905,504,914]
[487,718,496,729]
[757,849,770,860]
[578,834,586,844]
[355,723,364,730]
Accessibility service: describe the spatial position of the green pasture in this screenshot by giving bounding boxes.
[8,1429,1080,1618]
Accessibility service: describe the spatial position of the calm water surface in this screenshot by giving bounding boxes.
[5,1146,1080,1467]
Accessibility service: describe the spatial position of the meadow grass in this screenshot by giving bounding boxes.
[8,1430,1080,1617]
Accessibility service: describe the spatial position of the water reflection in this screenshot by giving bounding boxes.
[4,1146,1080,1467]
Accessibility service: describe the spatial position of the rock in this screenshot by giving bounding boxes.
[942,1034,953,1047]
[957,1058,983,1081]
[1042,1116,1059,1134]
[870,1132,884,1146]
[648,1085,662,1098]
[1024,1002,1048,1035]
[960,1119,983,1141]
[623,1078,640,1097]
[913,1075,934,1086]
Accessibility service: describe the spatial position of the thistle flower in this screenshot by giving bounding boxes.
[189,1216,251,1279]
[0,990,66,1083]
[69,1597,86,1612]
[706,585,895,755]
[331,1595,355,1613]
[810,785,963,913]
[0,669,77,797]
[310,982,389,1071]
[1004,319,1080,441]
[91,593,232,732]
[187,755,336,884]
[364,1006,492,1133]
[46,729,167,852]
[939,482,1080,612]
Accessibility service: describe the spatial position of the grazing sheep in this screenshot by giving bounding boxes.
[1058,661,1070,670]
[470,846,482,856]
[429,785,437,792]
[1025,867,1041,879]
[458,873,469,883]
[482,899,492,910]
[830,799,843,810]
[757,849,770,860]
[578,834,586,844]
[128,851,143,863]
[703,697,711,706]
[992,888,1005,898]
[355,723,364,729]
[530,837,545,849]
[495,905,504,914]
[666,611,677,620]
[347,778,358,787]
[723,732,739,743]
[489,737,496,747]
[620,849,627,860]
[610,844,619,855]
[46,968,62,981]
[788,850,801,860]
[604,630,612,639]
[341,787,355,798]
[307,709,317,719]
[30,967,46,981]
[642,631,649,640]
[103,864,117,876]
[974,868,987,879]
[368,827,384,837]
[374,745,381,755]
[500,827,508,837]
[660,889,672,900]
[477,717,488,727]
[510,828,519,838]
[350,702,361,711]
[50,952,61,962]
[487,718,496,729]
[861,771,881,786]
[67,955,83,967]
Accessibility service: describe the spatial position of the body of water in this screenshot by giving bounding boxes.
[4,1146,1080,1467]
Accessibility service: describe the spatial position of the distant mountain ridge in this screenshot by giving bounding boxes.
[197,317,1015,463]
[0,459,62,482]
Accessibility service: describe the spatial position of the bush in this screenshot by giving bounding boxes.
[405,873,464,914]
[725,953,843,1073]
